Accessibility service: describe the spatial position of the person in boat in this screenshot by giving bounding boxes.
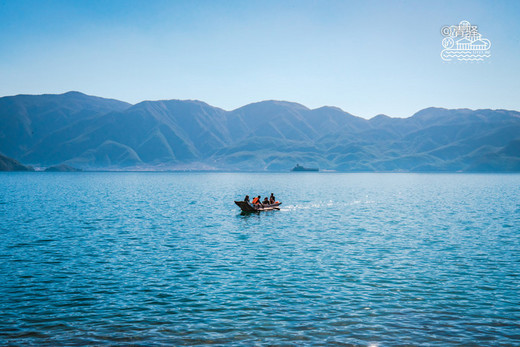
[244,195,250,203]
[269,193,276,204]
[252,196,261,205]
[263,197,269,205]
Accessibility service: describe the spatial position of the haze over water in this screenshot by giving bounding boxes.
[1,172,519,345]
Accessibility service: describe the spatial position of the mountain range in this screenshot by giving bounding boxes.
[0,153,34,171]
[1,91,519,171]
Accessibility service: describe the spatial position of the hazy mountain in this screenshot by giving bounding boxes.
[44,164,82,172]
[22,99,230,167]
[1,92,519,171]
[0,153,34,171]
[0,91,130,160]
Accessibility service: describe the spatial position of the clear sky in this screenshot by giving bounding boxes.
[0,0,519,118]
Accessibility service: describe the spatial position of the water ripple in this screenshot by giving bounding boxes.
[0,172,519,345]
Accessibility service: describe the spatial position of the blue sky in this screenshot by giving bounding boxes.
[0,0,519,118]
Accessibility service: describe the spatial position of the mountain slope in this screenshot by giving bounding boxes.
[0,153,34,171]
[1,92,520,171]
[22,99,231,167]
[0,91,130,160]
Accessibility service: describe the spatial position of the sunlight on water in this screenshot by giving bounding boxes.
[1,172,520,345]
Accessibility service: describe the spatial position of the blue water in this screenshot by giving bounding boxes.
[1,172,519,345]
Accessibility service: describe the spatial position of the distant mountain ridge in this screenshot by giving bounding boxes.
[0,153,34,171]
[1,91,519,171]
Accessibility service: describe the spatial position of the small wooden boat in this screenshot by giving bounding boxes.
[234,201,282,212]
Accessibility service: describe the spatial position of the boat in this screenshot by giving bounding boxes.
[291,164,319,172]
[234,200,282,212]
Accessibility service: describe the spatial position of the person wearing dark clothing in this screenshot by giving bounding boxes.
[244,195,250,203]
[269,193,276,204]
[263,197,269,205]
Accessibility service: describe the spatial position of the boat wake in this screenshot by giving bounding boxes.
[280,199,375,211]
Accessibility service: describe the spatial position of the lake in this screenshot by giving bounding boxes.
[1,172,519,345]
